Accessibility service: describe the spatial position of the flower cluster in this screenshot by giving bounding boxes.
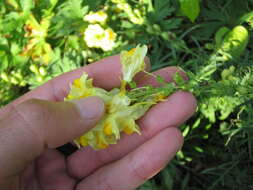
[65,45,164,149]
[111,0,145,25]
[83,10,117,51]
[84,10,108,24]
[21,14,53,64]
[84,24,116,51]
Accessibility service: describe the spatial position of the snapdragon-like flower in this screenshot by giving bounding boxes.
[84,24,116,51]
[84,10,108,24]
[120,45,147,82]
[65,45,166,150]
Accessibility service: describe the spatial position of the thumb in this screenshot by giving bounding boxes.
[0,97,104,179]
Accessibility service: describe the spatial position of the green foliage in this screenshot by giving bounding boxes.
[1,0,253,189]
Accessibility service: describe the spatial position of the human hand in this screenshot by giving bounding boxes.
[0,55,196,190]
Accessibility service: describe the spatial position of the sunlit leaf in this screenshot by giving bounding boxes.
[179,0,200,22]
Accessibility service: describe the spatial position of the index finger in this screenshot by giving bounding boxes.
[0,55,149,115]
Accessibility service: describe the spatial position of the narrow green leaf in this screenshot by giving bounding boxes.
[215,26,230,47]
[156,75,166,84]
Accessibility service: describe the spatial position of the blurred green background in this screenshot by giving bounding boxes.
[1,0,253,189]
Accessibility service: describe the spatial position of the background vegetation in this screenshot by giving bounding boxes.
[1,0,253,189]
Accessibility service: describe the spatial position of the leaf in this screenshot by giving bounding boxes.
[219,25,249,60]
[129,81,137,89]
[156,75,166,84]
[147,0,174,23]
[238,11,253,28]
[49,0,58,7]
[0,12,23,33]
[173,72,185,85]
[153,0,174,21]
[50,0,88,37]
[0,56,8,72]
[179,0,200,22]
[181,173,190,190]
[121,21,134,29]
[161,18,182,31]
[215,26,230,47]
[6,0,19,9]
[20,0,34,14]
[10,42,21,55]
[84,0,104,10]
[0,44,9,52]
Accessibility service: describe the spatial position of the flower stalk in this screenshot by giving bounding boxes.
[65,44,184,150]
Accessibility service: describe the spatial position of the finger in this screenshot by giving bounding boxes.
[76,127,183,190]
[137,66,187,87]
[36,149,76,190]
[0,55,150,118]
[0,97,104,183]
[67,67,197,179]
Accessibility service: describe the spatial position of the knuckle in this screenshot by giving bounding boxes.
[11,100,45,152]
[49,77,69,101]
[15,99,49,139]
[18,99,50,123]
[140,125,154,142]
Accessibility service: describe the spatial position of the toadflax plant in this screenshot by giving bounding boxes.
[65,45,185,149]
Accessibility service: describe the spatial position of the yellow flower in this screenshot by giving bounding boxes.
[66,73,110,101]
[84,24,117,51]
[111,0,145,25]
[120,45,148,82]
[22,14,53,64]
[65,45,155,150]
[84,10,108,24]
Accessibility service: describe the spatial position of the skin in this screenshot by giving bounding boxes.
[0,55,197,190]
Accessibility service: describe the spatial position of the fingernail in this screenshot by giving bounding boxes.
[72,97,104,120]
